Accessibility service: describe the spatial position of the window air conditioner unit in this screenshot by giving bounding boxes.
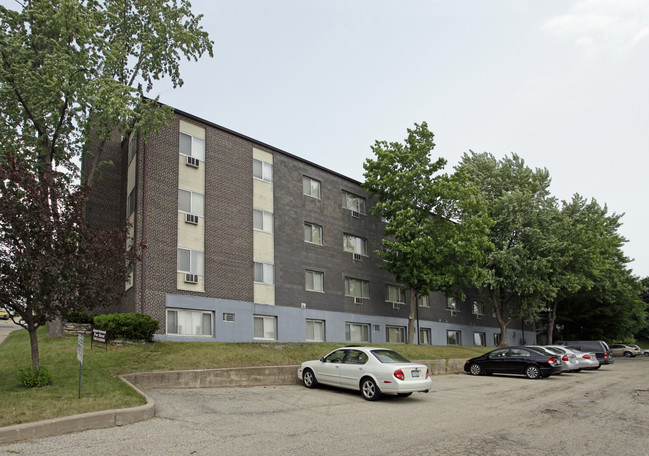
[184,273,199,284]
[354,297,363,305]
[392,302,400,310]
[351,210,360,218]
[186,156,200,168]
[476,314,482,320]
[185,213,199,224]
[450,310,457,317]
[352,253,362,262]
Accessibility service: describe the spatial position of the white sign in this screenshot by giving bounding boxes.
[77,334,84,363]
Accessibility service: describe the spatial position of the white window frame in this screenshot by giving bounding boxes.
[386,285,405,304]
[254,315,277,340]
[343,233,367,255]
[342,190,366,214]
[253,158,273,183]
[446,296,457,311]
[447,330,461,346]
[473,332,486,347]
[305,270,324,293]
[418,295,430,308]
[177,248,204,275]
[345,322,370,343]
[253,209,273,233]
[166,308,213,336]
[178,188,205,218]
[306,319,325,342]
[304,222,323,245]
[303,176,321,199]
[344,277,370,299]
[386,325,406,343]
[419,328,431,345]
[472,301,485,316]
[254,262,274,285]
[179,132,205,162]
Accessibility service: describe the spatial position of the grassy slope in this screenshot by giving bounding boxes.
[0,326,489,427]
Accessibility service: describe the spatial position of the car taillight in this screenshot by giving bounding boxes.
[426,368,430,379]
[604,353,609,358]
[562,355,568,362]
[394,369,405,381]
[583,354,591,359]
[548,357,557,366]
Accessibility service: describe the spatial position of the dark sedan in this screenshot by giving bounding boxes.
[464,346,563,379]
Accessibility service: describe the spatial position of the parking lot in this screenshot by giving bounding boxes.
[2,356,648,455]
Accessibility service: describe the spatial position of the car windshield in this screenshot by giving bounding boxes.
[370,349,411,363]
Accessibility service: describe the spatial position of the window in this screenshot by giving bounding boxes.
[254,315,276,340]
[253,209,273,233]
[304,222,323,245]
[254,262,274,284]
[127,188,136,217]
[472,301,485,315]
[178,189,204,217]
[344,277,370,298]
[418,295,430,307]
[253,158,273,182]
[128,133,137,164]
[345,322,370,343]
[386,285,405,304]
[343,233,367,255]
[447,330,461,346]
[386,326,406,343]
[306,319,325,342]
[419,328,431,345]
[446,296,457,311]
[305,270,324,292]
[473,332,486,346]
[177,248,204,274]
[493,333,502,346]
[303,176,321,199]
[166,309,212,336]
[342,190,366,214]
[179,132,205,161]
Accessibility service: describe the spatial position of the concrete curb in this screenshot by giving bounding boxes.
[0,359,465,444]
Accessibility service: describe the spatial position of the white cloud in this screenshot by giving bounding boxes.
[542,0,649,54]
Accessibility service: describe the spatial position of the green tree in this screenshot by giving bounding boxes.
[363,123,493,344]
[454,152,557,345]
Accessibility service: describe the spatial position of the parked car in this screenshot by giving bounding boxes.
[528,345,580,372]
[557,346,600,370]
[627,344,648,357]
[297,346,432,401]
[0,307,9,320]
[555,340,614,365]
[464,346,562,379]
[609,343,643,358]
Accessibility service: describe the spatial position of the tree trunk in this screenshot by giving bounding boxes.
[407,288,416,344]
[48,317,64,337]
[29,328,40,373]
[546,300,558,344]
[492,293,509,346]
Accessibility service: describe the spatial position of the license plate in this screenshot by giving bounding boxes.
[411,370,420,378]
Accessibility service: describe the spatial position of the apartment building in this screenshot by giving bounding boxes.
[85,106,535,346]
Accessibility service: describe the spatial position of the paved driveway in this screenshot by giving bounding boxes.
[2,357,648,455]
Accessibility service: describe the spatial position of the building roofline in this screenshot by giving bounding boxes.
[170,104,363,187]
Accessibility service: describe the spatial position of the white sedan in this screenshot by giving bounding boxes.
[297,346,432,401]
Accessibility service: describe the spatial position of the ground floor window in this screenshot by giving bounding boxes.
[447,330,461,346]
[386,325,406,343]
[493,333,502,346]
[419,328,431,345]
[166,309,213,336]
[306,319,325,342]
[254,315,277,340]
[473,332,486,346]
[345,322,370,343]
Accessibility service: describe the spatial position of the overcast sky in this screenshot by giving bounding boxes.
[4,0,648,277]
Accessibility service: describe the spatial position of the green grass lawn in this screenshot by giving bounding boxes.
[0,326,489,428]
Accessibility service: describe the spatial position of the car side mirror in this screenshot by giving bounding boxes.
[320,357,326,362]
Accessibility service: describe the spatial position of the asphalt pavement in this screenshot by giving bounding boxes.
[0,319,21,344]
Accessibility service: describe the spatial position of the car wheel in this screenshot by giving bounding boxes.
[525,365,541,379]
[469,363,482,376]
[360,378,381,401]
[302,368,318,388]
[644,352,649,357]
[623,352,633,358]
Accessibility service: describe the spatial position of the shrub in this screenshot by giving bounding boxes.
[16,367,53,388]
[64,310,96,324]
[93,313,159,342]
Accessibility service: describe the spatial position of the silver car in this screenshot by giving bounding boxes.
[548,345,599,370]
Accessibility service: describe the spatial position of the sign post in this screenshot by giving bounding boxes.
[77,334,84,399]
